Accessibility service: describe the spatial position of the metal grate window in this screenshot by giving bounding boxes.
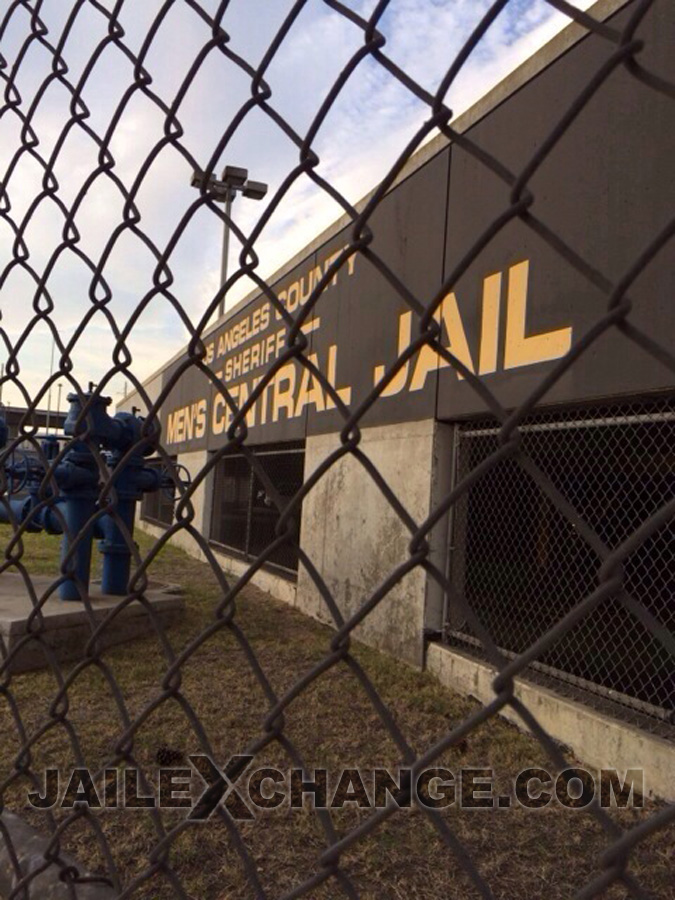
[210,443,305,576]
[446,396,675,731]
[140,458,176,527]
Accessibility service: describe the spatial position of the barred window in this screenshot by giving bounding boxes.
[140,458,176,527]
[210,443,305,576]
[447,396,675,730]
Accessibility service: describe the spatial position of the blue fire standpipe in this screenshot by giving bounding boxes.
[55,439,101,602]
[95,413,160,596]
[0,423,64,533]
[60,392,160,601]
[6,436,64,536]
[0,391,164,601]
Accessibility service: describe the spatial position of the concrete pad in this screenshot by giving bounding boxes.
[427,642,675,802]
[0,574,184,673]
[0,810,117,899]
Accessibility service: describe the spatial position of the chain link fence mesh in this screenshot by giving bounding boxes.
[447,395,675,734]
[0,0,674,897]
[209,443,305,576]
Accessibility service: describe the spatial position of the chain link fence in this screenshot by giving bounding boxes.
[140,457,178,530]
[0,0,674,898]
[210,442,305,576]
[447,394,675,734]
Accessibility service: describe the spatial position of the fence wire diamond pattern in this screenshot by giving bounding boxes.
[0,0,674,898]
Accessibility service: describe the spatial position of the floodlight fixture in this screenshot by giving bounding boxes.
[221,165,248,187]
[191,169,218,190]
[190,164,269,319]
[242,180,268,200]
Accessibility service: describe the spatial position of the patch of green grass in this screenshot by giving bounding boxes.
[0,526,672,899]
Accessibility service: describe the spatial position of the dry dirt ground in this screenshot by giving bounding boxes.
[0,527,672,899]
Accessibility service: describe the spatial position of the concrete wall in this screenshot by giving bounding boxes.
[133,421,450,661]
[134,419,453,663]
[207,546,297,606]
[428,643,675,801]
[296,419,451,666]
[163,449,208,558]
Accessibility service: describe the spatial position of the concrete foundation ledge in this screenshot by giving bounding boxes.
[0,574,184,674]
[426,643,675,802]
[0,811,117,899]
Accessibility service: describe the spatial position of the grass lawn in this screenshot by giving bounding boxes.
[0,526,672,899]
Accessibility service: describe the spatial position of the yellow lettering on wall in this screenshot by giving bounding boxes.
[478,272,502,376]
[504,260,572,370]
[301,317,321,336]
[440,291,475,381]
[294,353,325,417]
[272,364,296,422]
[195,399,207,438]
[410,292,476,391]
[212,394,226,435]
[408,312,444,392]
[260,302,270,332]
[237,380,256,427]
[373,311,411,395]
[166,410,181,444]
[286,281,300,313]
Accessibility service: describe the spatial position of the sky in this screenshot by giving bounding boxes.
[0,0,595,412]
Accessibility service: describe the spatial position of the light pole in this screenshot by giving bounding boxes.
[56,382,63,432]
[191,166,268,319]
[45,336,56,434]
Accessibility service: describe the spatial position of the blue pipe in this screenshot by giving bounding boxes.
[63,396,160,598]
[0,395,162,600]
[0,435,63,533]
[98,417,160,596]
[56,443,99,602]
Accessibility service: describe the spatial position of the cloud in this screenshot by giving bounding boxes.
[0,0,594,410]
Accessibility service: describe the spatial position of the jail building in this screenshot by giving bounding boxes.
[120,0,674,795]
